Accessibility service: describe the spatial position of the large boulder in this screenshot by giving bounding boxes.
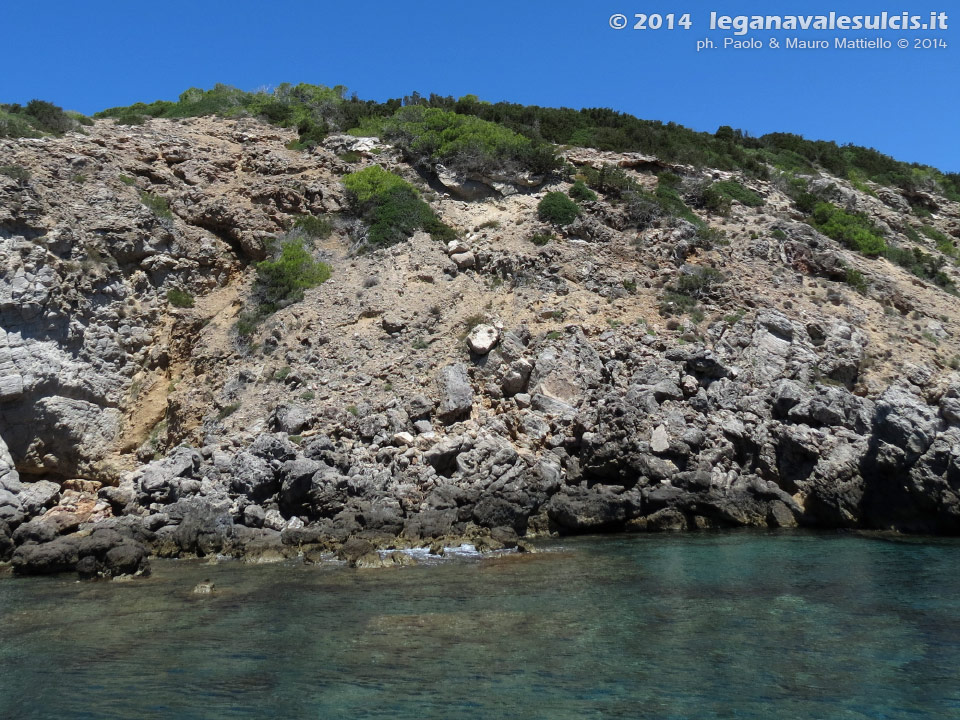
[436,364,473,423]
[12,536,80,575]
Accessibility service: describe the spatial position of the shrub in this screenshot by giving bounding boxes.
[919,225,959,259]
[343,165,410,206]
[538,192,581,226]
[711,180,764,207]
[218,402,240,419]
[674,266,726,298]
[235,309,262,338]
[362,105,559,176]
[0,110,41,138]
[581,164,638,197]
[97,82,350,147]
[659,267,725,318]
[167,288,195,308]
[67,111,93,127]
[844,268,868,294]
[114,112,146,126]
[697,185,732,216]
[23,100,74,134]
[343,165,454,247]
[622,190,662,228]
[257,238,332,311]
[529,231,553,246]
[292,214,333,239]
[140,191,174,220]
[569,180,597,202]
[367,186,438,246]
[0,165,30,183]
[811,203,886,256]
[0,100,77,137]
[659,291,698,316]
[655,184,703,227]
[883,245,955,292]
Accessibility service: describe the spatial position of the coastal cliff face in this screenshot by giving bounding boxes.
[3,115,960,577]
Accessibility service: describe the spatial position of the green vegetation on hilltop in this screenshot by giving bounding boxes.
[97,83,397,149]
[351,105,559,176]
[342,165,455,248]
[0,99,89,138]
[87,84,958,201]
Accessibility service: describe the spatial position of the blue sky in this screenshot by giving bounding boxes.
[2,1,957,170]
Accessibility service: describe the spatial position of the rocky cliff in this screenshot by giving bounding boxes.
[3,115,960,578]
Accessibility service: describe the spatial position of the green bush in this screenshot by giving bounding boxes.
[257,238,332,311]
[698,185,732,216]
[882,245,954,292]
[0,110,41,138]
[811,203,886,256]
[97,83,352,148]
[139,191,174,220]
[0,165,30,183]
[529,231,553,246]
[674,266,726,298]
[569,180,597,202]
[0,100,77,137]
[292,214,333,239]
[659,291,698,316]
[355,105,559,176]
[711,180,764,207]
[344,166,454,247]
[581,164,638,197]
[67,111,93,127]
[343,165,410,206]
[919,225,959,259]
[218,402,240,419]
[538,192,581,226]
[115,112,146,126]
[844,268,868,294]
[167,288,195,308]
[655,184,703,227]
[622,190,662,228]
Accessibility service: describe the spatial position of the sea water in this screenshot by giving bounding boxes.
[1,531,959,719]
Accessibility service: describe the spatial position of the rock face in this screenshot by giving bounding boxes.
[2,113,960,577]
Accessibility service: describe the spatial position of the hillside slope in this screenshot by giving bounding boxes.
[2,111,960,577]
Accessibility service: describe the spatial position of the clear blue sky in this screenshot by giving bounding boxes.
[2,1,957,171]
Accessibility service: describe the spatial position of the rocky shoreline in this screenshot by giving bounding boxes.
[4,310,960,580]
[3,117,960,580]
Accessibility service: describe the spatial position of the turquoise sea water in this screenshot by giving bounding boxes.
[1,531,959,719]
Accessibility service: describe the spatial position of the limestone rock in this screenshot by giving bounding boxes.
[466,324,499,355]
